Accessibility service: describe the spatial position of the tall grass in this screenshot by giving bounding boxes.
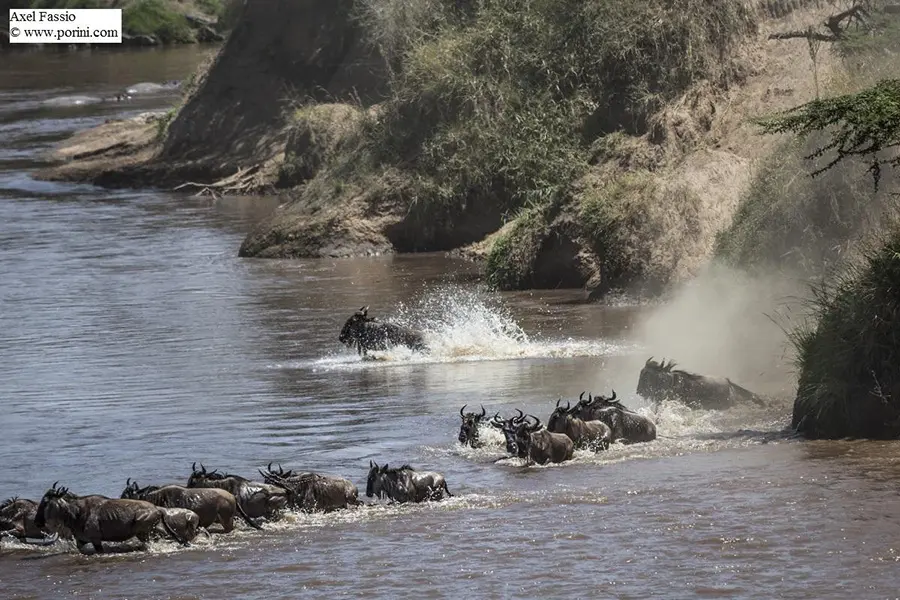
[791,229,900,438]
[123,0,193,43]
[356,0,756,215]
[304,0,753,286]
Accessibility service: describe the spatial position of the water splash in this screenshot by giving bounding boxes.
[304,286,635,371]
[440,395,794,469]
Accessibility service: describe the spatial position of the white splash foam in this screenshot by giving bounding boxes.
[435,395,794,469]
[300,287,637,372]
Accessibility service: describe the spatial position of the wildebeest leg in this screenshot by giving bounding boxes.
[220,515,234,534]
[441,481,453,498]
[92,541,104,554]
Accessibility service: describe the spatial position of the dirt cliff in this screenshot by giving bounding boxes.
[37,0,388,190]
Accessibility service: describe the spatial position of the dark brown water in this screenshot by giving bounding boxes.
[2,46,900,600]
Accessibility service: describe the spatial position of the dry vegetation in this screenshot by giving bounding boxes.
[715,0,900,438]
[243,0,764,271]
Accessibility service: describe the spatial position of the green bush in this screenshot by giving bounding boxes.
[352,0,757,224]
[791,229,900,439]
[123,0,193,43]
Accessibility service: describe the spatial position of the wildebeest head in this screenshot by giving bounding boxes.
[187,462,210,487]
[120,478,161,500]
[637,357,677,400]
[457,404,487,445]
[500,410,527,455]
[0,496,19,515]
[365,461,387,498]
[186,462,237,486]
[34,482,73,529]
[120,478,141,500]
[547,398,572,431]
[339,306,370,347]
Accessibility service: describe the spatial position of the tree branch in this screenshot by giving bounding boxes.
[824,5,867,37]
[768,30,839,41]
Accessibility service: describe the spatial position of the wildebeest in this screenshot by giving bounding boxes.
[186,463,288,521]
[0,497,58,545]
[547,398,612,451]
[258,464,361,513]
[457,404,504,447]
[338,306,428,356]
[34,482,188,553]
[121,478,261,532]
[365,462,453,503]
[505,414,575,465]
[637,357,767,410]
[571,391,658,444]
[498,409,530,460]
[153,507,201,543]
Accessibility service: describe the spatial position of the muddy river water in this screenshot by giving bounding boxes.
[1,46,899,600]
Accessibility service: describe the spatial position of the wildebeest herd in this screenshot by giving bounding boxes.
[1,309,769,555]
[1,461,453,554]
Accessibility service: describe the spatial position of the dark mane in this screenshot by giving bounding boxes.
[0,496,19,510]
[672,369,703,381]
[383,464,416,475]
[600,398,630,412]
[198,469,247,482]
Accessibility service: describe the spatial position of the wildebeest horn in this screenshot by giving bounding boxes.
[480,405,486,417]
[556,398,561,408]
[460,404,467,418]
[513,408,524,423]
[579,391,585,402]
[646,356,653,366]
[566,400,571,411]
[52,481,59,490]
[610,389,617,400]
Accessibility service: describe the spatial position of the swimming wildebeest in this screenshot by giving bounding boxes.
[637,357,767,410]
[499,410,530,460]
[186,463,288,521]
[457,405,504,447]
[547,398,612,451]
[338,306,428,356]
[258,464,360,513]
[505,413,575,465]
[365,462,453,503]
[34,482,189,553]
[571,391,658,444]
[0,497,58,545]
[121,478,261,532]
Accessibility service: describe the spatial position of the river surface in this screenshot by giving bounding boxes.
[1,46,900,600]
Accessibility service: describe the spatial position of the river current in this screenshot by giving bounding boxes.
[1,46,899,600]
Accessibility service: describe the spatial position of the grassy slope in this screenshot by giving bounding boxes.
[790,231,900,439]
[242,0,761,273]
[715,5,900,275]
[715,5,900,439]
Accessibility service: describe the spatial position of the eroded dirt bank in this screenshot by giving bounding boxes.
[36,0,387,192]
[37,0,872,300]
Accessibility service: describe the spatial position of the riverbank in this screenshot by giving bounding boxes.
[1,0,237,48]
[34,0,871,301]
